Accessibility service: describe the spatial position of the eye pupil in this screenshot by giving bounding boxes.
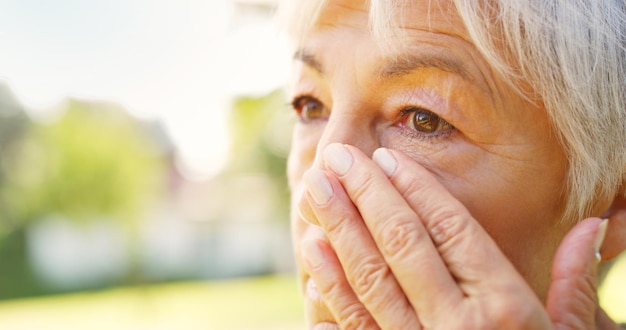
[302,101,323,119]
[292,96,326,122]
[413,110,439,133]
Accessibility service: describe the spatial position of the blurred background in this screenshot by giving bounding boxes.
[0,0,622,329]
[0,0,303,328]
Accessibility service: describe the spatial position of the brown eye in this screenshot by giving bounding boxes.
[291,95,327,122]
[405,108,453,134]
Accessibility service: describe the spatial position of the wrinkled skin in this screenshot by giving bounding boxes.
[286,0,626,329]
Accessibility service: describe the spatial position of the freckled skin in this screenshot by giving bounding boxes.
[286,0,613,327]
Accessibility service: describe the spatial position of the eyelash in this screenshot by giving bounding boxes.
[289,94,456,140]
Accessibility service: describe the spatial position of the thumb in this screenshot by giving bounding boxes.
[546,217,608,330]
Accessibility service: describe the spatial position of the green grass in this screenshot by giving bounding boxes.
[0,275,305,330]
[0,262,623,330]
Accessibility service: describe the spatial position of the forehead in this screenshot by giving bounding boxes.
[293,0,471,47]
[294,0,483,84]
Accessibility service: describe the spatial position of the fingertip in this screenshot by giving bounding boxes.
[547,217,606,328]
[324,143,353,176]
[594,219,609,262]
[298,197,321,226]
[372,148,398,177]
[552,217,605,280]
[304,168,334,206]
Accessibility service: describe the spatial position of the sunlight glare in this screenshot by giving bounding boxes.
[0,0,286,179]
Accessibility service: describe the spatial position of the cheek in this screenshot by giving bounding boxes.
[430,142,569,296]
[437,142,568,239]
[450,170,566,243]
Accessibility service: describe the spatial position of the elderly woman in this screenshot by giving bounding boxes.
[279,0,626,328]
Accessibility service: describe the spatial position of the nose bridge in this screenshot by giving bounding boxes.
[313,109,379,167]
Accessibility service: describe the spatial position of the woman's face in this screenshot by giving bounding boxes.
[287,0,575,324]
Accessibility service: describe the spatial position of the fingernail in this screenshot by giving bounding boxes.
[302,239,325,269]
[298,198,320,226]
[594,218,609,262]
[303,169,333,205]
[372,148,397,177]
[324,143,353,175]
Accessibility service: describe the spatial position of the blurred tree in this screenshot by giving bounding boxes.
[0,83,30,236]
[228,89,293,222]
[0,84,34,299]
[0,98,165,298]
[3,100,164,225]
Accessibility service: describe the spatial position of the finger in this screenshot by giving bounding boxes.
[292,189,340,329]
[295,183,320,226]
[373,148,524,287]
[370,147,552,326]
[301,238,380,330]
[303,167,421,329]
[320,143,462,324]
[546,218,607,330]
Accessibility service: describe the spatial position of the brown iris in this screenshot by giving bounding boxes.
[408,109,452,134]
[414,110,439,133]
[292,95,326,121]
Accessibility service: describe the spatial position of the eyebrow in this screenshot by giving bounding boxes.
[294,49,324,74]
[294,48,472,81]
[379,53,471,80]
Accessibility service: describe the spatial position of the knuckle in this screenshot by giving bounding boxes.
[322,207,353,240]
[349,171,380,207]
[338,304,376,330]
[378,214,423,260]
[492,302,525,324]
[492,304,540,329]
[320,201,355,240]
[313,275,377,329]
[397,170,430,197]
[554,271,597,297]
[349,256,390,301]
[550,274,597,327]
[427,208,469,249]
[316,273,343,298]
[471,288,548,330]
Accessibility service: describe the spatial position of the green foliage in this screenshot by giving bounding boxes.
[0,84,30,237]
[229,90,293,174]
[228,90,294,222]
[1,99,164,227]
[0,228,44,299]
[0,99,166,298]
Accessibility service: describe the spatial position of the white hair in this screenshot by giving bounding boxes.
[277,0,626,222]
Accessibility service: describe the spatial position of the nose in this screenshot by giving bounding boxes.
[312,110,380,168]
[296,108,380,226]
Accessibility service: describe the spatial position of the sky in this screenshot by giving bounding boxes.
[0,0,290,180]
